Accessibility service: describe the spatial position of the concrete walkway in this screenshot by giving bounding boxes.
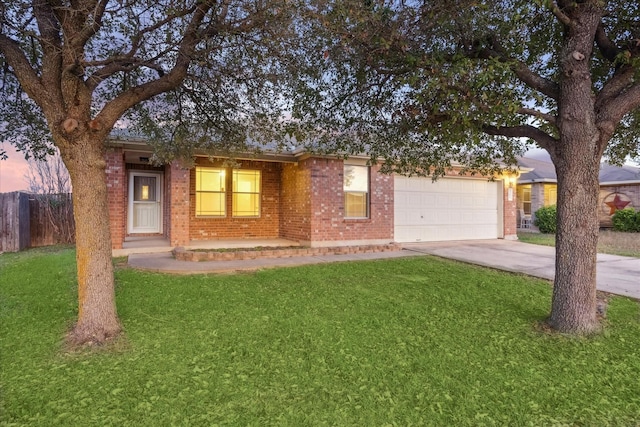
[127,240,640,299]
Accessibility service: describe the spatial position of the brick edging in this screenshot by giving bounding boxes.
[173,243,402,262]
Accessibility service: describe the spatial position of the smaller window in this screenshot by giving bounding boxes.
[344,165,369,218]
[522,185,532,215]
[233,170,261,217]
[195,167,226,217]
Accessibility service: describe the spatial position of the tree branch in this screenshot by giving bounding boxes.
[470,36,559,101]
[517,108,557,126]
[549,0,574,28]
[93,2,213,128]
[0,34,48,106]
[595,65,635,111]
[69,0,109,50]
[85,4,198,91]
[33,0,63,106]
[594,22,620,63]
[482,124,558,151]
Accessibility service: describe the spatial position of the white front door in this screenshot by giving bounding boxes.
[128,172,162,234]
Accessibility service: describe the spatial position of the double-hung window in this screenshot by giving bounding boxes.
[195,167,226,217]
[344,165,369,218]
[233,170,261,217]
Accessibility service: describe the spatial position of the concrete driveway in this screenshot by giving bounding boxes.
[402,240,640,300]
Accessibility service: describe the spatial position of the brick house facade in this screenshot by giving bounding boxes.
[106,140,517,250]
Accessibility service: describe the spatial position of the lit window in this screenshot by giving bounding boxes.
[195,167,226,217]
[233,170,261,217]
[522,185,532,215]
[344,165,369,218]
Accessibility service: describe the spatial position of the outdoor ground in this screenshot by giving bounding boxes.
[2,246,640,426]
[518,230,640,258]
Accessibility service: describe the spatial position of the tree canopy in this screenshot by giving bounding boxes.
[294,0,640,171]
[293,0,640,334]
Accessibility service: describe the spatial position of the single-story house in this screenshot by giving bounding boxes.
[516,156,640,228]
[105,138,519,251]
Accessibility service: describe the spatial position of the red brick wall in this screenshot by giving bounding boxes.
[188,159,282,241]
[283,158,394,246]
[280,162,313,241]
[105,148,125,249]
[168,161,190,246]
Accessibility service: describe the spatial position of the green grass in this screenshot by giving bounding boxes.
[518,230,640,258]
[2,247,640,426]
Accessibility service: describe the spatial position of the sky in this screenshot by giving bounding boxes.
[0,143,30,192]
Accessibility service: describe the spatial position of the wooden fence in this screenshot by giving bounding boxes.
[0,192,75,252]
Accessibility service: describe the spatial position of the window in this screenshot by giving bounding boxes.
[195,167,226,217]
[522,185,532,215]
[344,165,369,218]
[546,185,557,206]
[233,170,261,217]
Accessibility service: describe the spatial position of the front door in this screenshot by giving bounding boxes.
[128,172,162,234]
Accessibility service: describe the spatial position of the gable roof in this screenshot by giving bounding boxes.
[517,156,640,185]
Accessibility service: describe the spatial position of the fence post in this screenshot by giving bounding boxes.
[0,192,31,252]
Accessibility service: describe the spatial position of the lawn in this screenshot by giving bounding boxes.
[518,229,640,258]
[2,247,640,426]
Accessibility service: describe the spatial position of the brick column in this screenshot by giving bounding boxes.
[105,148,125,249]
[168,161,190,247]
[503,181,518,240]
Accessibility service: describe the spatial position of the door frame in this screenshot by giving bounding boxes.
[127,171,163,234]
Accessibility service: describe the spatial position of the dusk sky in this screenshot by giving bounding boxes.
[0,143,30,193]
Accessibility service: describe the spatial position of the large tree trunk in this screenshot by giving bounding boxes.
[547,7,602,334]
[61,134,121,345]
[548,151,601,334]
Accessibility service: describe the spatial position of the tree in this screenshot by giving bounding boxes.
[0,0,295,345]
[294,1,640,334]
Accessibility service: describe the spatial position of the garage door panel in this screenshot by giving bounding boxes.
[394,177,500,242]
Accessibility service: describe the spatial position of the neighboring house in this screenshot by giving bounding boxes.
[516,156,640,227]
[105,137,519,251]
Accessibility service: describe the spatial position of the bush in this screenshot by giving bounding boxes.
[534,205,557,234]
[611,208,640,232]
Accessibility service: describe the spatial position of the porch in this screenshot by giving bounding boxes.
[112,236,301,257]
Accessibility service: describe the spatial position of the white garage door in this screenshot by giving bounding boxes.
[394,176,501,242]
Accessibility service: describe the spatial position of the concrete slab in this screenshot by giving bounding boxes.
[403,240,640,300]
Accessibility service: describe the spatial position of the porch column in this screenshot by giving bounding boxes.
[105,148,125,249]
[503,181,518,240]
[168,161,190,247]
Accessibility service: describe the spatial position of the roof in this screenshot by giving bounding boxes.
[517,156,640,185]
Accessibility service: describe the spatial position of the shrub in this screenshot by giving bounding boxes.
[611,208,640,232]
[534,205,557,234]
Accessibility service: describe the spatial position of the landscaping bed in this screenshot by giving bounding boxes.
[173,243,402,261]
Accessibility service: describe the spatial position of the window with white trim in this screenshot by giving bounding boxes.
[195,167,226,217]
[232,169,261,217]
[344,164,369,218]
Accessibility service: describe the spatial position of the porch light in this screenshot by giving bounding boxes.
[141,185,150,200]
